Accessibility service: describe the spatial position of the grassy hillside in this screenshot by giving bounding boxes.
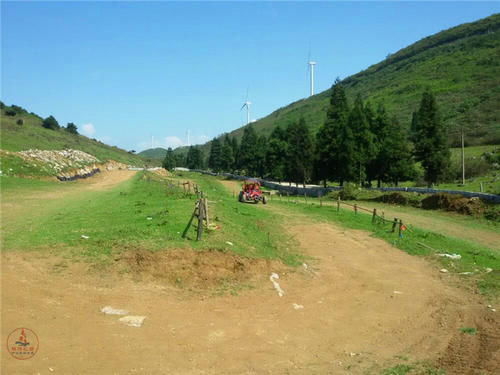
[0,104,149,166]
[176,13,500,157]
[138,147,167,160]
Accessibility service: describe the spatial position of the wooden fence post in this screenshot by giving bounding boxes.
[372,208,377,223]
[337,196,340,212]
[204,198,209,227]
[304,192,307,204]
[196,199,204,241]
[318,192,322,207]
[354,204,358,215]
[391,217,398,233]
[287,192,290,204]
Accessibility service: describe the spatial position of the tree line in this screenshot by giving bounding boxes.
[164,80,450,188]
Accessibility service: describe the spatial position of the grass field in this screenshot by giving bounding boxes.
[2,171,498,298]
[1,171,301,266]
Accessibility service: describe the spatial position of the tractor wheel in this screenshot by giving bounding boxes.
[238,191,245,203]
[262,196,267,205]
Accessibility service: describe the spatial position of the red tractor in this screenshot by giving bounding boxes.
[238,180,267,204]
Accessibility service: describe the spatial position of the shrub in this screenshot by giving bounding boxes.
[65,122,78,134]
[5,109,16,116]
[42,115,59,130]
[16,119,24,125]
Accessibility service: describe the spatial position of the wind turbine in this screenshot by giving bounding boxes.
[240,91,251,125]
[308,57,316,97]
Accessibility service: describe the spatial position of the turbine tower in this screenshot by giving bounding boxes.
[241,97,251,125]
[308,59,316,97]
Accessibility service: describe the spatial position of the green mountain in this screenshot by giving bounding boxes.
[0,104,150,166]
[138,147,167,160]
[176,13,500,157]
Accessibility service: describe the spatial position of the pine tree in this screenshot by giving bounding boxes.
[414,90,450,187]
[186,146,203,169]
[350,95,377,185]
[221,134,235,172]
[285,118,314,186]
[239,124,259,176]
[383,117,416,186]
[255,135,268,178]
[162,147,176,171]
[230,136,239,171]
[266,125,287,182]
[208,137,224,172]
[366,103,391,187]
[315,79,350,186]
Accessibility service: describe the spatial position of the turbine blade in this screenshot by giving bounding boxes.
[240,103,246,110]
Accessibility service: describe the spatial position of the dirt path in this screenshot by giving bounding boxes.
[2,219,498,374]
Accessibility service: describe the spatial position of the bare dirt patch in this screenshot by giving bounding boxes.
[119,249,285,290]
[2,222,498,374]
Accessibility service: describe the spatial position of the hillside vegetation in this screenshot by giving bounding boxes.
[138,147,167,160]
[0,104,148,166]
[175,13,500,157]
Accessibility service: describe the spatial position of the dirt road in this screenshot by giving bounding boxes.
[2,219,498,374]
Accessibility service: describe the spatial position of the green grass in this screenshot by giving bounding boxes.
[1,171,301,266]
[459,327,476,335]
[380,362,444,375]
[0,107,156,166]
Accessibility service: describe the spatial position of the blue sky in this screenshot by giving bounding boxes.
[2,1,498,152]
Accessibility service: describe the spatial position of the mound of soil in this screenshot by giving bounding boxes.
[421,193,483,216]
[375,192,410,205]
[119,249,284,289]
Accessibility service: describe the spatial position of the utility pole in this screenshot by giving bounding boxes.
[461,127,465,186]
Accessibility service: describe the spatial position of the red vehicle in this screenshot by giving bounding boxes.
[238,180,267,204]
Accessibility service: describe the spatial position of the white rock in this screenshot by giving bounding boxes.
[438,253,461,260]
[225,241,233,246]
[81,235,89,239]
[292,303,304,310]
[485,268,493,273]
[270,273,284,297]
[119,315,146,327]
[393,291,403,294]
[101,306,128,315]
[440,268,448,273]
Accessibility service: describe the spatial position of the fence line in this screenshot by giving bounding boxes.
[189,169,500,203]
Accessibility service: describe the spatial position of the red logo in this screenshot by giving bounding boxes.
[6,328,39,360]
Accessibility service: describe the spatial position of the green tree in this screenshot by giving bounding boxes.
[221,134,235,172]
[348,94,377,185]
[42,116,59,130]
[315,79,351,186]
[162,147,176,171]
[186,146,204,169]
[366,103,390,187]
[414,90,450,187]
[266,125,287,182]
[285,118,314,186]
[208,137,224,172]
[239,124,259,176]
[65,122,78,134]
[42,115,59,130]
[230,136,239,170]
[383,117,416,186]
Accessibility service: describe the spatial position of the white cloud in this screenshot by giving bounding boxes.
[81,123,96,137]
